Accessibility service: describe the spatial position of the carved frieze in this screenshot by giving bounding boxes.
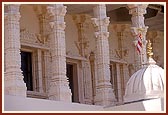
[20,28,49,46]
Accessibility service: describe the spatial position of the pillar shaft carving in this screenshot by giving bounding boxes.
[128,4,148,68]
[4,4,27,96]
[46,4,71,102]
[91,4,116,106]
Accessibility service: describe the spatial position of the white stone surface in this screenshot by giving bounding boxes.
[104,98,164,112]
[3,4,164,107]
[124,58,164,103]
[4,95,103,111]
[4,95,164,112]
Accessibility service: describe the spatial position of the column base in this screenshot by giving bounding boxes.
[4,73,27,97]
[48,83,72,102]
[94,87,117,106]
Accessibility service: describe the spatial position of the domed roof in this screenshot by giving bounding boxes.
[124,57,164,103]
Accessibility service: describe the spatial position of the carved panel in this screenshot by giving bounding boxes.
[20,28,49,47]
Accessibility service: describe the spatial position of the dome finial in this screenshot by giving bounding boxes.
[147,39,153,58]
[147,39,156,64]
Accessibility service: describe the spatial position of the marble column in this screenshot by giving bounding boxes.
[4,4,27,96]
[46,4,71,102]
[37,49,43,93]
[116,64,123,104]
[91,4,116,106]
[128,4,148,68]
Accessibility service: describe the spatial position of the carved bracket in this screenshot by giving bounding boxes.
[95,32,109,39]
[91,17,110,30]
[49,22,66,30]
[128,4,148,16]
[46,5,67,18]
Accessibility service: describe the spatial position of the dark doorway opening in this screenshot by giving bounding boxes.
[66,63,79,103]
[21,51,33,91]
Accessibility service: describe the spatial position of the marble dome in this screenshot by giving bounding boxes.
[124,57,164,103]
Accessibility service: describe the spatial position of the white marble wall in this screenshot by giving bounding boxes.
[4,4,164,105]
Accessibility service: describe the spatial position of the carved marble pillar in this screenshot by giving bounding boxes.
[46,4,71,102]
[128,4,148,68]
[116,64,123,104]
[4,4,27,96]
[44,51,50,93]
[91,4,116,106]
[123,64,130,88]
[89,52,96,104]
[37,49,43,93]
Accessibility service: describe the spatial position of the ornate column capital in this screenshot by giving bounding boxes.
[4,4,21,21]
[128,4,148,16]
[130,26,148,36]
[49,21,66,30]
[91,17,110,28]
[46,4,67,18]
[95,32,109,39]
[5,4,21,12]
[47,4,67,30]
[128,4,148,28]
